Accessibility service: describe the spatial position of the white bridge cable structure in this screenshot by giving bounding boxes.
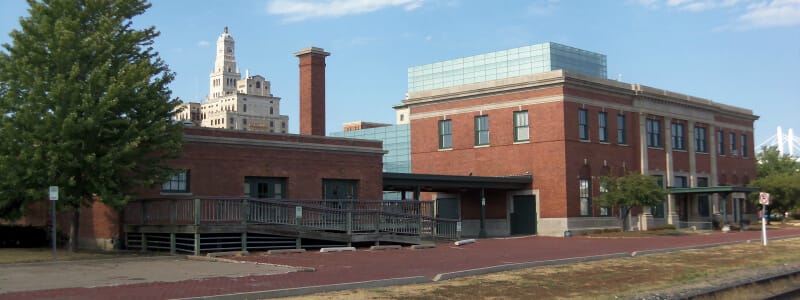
[757,127,799,158]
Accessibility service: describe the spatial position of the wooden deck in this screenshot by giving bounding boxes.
[123,197,461,254]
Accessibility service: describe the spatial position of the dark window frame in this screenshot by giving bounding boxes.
[438,119,453,149]
[646,118,662,148]
[474,115,490,146]
[513,110,530,142]
[695,126,707,153]
[741,134,748,157]
[578,109,589,141]
[579,178,592,217]
[672,122,685,150]
[598,112,608,143]
[162,170,190,193]
[617,114,627,144]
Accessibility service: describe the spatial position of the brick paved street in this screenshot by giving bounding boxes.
[2,228,799,300]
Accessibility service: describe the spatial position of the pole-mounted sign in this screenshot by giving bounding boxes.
[49,186,59,201]
[759,192,770,205]
[759,192,770,246]
[49,186,58,260]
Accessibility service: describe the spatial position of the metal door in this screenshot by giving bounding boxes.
[510,195,537,235]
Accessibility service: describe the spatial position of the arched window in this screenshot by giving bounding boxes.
[256,81,261,88]
[270,107,273,115]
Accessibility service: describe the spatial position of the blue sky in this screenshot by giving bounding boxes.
[1,0,798,146]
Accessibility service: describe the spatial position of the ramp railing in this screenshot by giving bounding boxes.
[124,197,460,240]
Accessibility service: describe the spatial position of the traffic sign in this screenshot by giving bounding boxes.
[759,192,770,205]
[49,186,58,201]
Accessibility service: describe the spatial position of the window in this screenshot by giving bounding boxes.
[243,104,247,112]
[579,178,591,216]
[697,177,710,217]
[695,126,707,153]
[256,81,261,89]
[646,119,662,147]
[270,107,273,115]
[651,175,665,218]
[599,182,610,216]
[673,176,688,188]
[617,114,627,144]
[438,120,452,149]
[513,111,529,142]
[598,112,608,142]
[323,179,358,200]
[741,134,748,157]
[245,177,286,199]
[162,170,190,193]
[671,123,685,150]
[243,118,247,125]
[717,130,725,155]
[729,132,737,156]
[474,115,489,146]
[578,109,589,141]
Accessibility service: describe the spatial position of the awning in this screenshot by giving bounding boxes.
[383,172,532,193]
[668,186,759,194]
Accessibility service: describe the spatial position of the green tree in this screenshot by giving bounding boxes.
[750,146,800,214]
[598,173,666,231]
[0,0,182,251]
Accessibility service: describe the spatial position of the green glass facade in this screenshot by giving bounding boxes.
[330,124,411,173]
[408,42,607,92]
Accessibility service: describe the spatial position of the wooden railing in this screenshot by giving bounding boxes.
[124,197,460,240]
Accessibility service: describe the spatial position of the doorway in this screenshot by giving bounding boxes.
[510,195,537,235]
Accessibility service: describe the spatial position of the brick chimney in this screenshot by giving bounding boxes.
[295,47,330,136]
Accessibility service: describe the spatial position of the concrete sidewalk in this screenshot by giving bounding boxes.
[0,256,303,294]
[2,228,799,300]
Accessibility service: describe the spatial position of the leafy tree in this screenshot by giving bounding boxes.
[756,146,800,178]
[598,173,666,231]
[750,146,800,214]
[0,0,182,251]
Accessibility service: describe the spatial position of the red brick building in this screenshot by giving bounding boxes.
[6,47,390,250]
[396,70,758,236]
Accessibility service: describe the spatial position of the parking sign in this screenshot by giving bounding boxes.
[759,192,770,205]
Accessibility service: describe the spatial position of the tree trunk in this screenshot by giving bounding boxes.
[68,209,80,252]
[621,207,631,231]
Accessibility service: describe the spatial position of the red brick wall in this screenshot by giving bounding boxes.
[8,201,120,242]
[140,128,384,200]
[298,52,327,136]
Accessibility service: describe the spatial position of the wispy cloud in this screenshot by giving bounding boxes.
[197,40,211,47]
[267,0,425,22]
[736,0,800,29]
[635,0,800,29]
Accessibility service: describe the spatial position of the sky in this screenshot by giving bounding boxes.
[1,0,799,147]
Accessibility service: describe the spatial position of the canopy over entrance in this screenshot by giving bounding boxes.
[383,172,532,194]
[383,172,532,238]
[667,186,759,227]
[667,186,759,195]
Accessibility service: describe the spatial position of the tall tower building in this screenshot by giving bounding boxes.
[176,27,289,133]
[209,26,240,99]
